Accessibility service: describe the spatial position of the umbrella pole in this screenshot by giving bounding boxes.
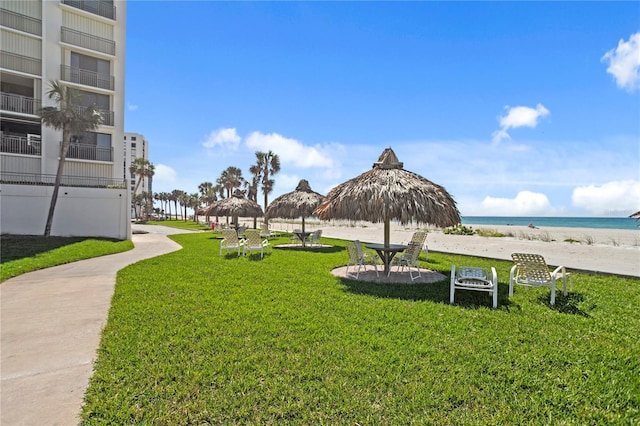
[302,216,306,233]
[384,218,390,247]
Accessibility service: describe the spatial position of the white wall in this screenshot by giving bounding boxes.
[0,184,131,239]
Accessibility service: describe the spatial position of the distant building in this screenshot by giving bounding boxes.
[0,0,129,239]
[124,132,152,217]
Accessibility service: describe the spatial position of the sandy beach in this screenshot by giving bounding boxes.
[263,219,640,277]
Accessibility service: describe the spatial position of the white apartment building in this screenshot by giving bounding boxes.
[123,132,151,216]
[1,0,129,239]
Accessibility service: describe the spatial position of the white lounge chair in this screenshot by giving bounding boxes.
[243,229,270,258]
[450,265,498,308]
[509,253,569,306]
[220,228,244,256]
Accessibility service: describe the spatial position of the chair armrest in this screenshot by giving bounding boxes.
[551,264,565,277]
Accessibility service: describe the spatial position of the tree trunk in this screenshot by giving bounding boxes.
[44,139,70,236]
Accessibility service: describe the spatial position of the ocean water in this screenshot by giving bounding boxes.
[460,216,639,230]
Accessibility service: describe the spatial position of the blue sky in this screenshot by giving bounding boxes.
[124,1,640,217]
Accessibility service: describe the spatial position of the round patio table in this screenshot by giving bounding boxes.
[365,243,407,276]
[293,230,312,247]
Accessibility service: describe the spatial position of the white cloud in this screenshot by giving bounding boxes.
[154,164,177,183]
[128,104,138,111]
[601,32,640,92]
[202,127,241,150]
[478,191,556,216]
[572,180,640,215]
[492,104,550,144]
[245,131,335,168]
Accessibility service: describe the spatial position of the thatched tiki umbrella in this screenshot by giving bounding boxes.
[206,189,263,229]
[313,147,460,270]
[265,179,325,233]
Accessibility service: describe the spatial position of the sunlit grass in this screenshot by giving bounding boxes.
[82,232,640,424]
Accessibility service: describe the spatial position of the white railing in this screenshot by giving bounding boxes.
[61,27,115,55]
[61,0,116,20]
[60,65,114,91]
[1,92,41,115]
[1,134,41,156]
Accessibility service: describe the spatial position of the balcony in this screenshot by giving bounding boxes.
[1,134,41,156]
[1,92,41,115]
[0,51,41,75]
[61,0,116,21]
[0,171,125,188]
[61,27,115,56]
[66,142,113,162]
[61,65,114,90]
[0,8,42,36]
[69,105,113,126]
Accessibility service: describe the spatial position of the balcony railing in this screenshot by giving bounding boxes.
[0,8,42,36]
[1,92,41,115]
[61,0,115,21]
[0,171,125,188]
[1,134,41,156]
[61,65,114,90]
[0,51,42,75]
[66,142,113,162]
[61,27,115,56]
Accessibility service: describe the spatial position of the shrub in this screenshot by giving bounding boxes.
[475,228,505,237]
[443,224,475,235]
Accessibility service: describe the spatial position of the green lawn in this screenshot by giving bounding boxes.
[82,231,639,424]
[0,235,133,282]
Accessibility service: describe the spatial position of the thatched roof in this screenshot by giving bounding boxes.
[265,179,325,220]
[205,189,263,218]
[313,147,460,228]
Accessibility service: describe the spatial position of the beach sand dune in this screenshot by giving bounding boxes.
[266,220,640,277]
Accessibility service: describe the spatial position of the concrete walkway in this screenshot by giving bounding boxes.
[1,225,190,426]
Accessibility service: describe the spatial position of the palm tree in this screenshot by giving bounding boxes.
[39,80,102,236]
[216,166,245,198]
[129,158,155,197]
[247,164,260,202]
[132,193,145,219]
[198,182,218,223]
[140,191,154,218]
[178,191,189,221]
[254,150,281,223]
[170,189,183,220]
[189,192,200,223]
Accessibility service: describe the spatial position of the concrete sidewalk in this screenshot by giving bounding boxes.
[1,225,190,426]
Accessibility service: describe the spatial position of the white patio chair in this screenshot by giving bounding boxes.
[346,241,380,279]
[308,229,323,246]
[389,241,423,280]
[509,253,570,306]
[260,223,273,239]
[243,229,270,258]
[450,265,498,308]
[220,228,244,256]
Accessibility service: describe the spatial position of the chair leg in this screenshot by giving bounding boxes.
[450,265,456,304]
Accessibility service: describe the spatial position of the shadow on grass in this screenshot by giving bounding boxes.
[0,235,109,263]
[273,245,343,254]
[340,272,518,309]
[339,276,450,303]
[540,292,592,317]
